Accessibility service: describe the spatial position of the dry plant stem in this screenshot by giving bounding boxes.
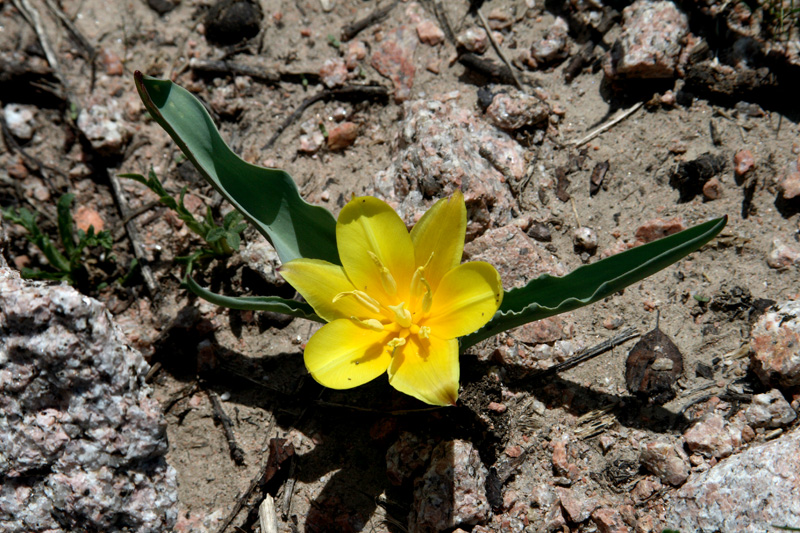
[476,9,523,89]
[568,102,644,146]
[340,0,399,41]
[432,0,456,44]
[524,327,640,381]
[258,495,278,533]
[13,0,75,101]
[189,58,320,85]
[459,53,518,85]
[262,85,389,149]
[280,457,296,520]
[108,172,159,296]
[207,389,246,466]
[42,0,95,59]
[214,419,279,533]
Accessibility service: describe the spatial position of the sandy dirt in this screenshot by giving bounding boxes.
[1,0,799,532]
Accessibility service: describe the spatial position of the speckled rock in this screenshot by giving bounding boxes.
[766,240,800,269]
[372,95,525,236]
[371,25,417,102]
[750,300,800,387]
[778,155,800,199]
[591,507,630,533]
[604,0,688,80]
[456,27,489,54]
[242,237,284,287]
[639,440,690,486]
[531,17,570,64]
[409,439,490,533]
[0,268,177,532]
[683,414,743,459]
[76,98,131,155]
[634,217,686,244]
[386,432,435,486]
[664,428,800,532]
[485,88,550,131]
[3,103,36,141]
[463,225,566,288]
[744,389,797,428]
[319,57,348,88]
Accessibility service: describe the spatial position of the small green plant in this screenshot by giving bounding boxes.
[120,168,247,275]
[1,194,113,284]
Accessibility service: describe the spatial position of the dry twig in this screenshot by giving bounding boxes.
[340,1,399,42]
[475,9,523,89]
[108,172,159,296]
[207,389,246,466]
[568,102,644,147]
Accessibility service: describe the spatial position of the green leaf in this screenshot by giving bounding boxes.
[134,72,339,265]
[56,194,76,257]
[460,216,728,350]
[184,276,324,322]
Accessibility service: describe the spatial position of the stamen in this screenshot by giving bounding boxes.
[387,336,406,356]
[421,278,433,314]
[350,317,385,332]
[387,302,413,328]
[368,251,398,296]
[410,252,434,297]
[333,290,381,314]
[419,326,431,339]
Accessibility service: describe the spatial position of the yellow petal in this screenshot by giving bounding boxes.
[410,190,466,291]
[304,318,393,389]
[387,335,459,406]
[279,259,364,322]
[337,197,415,303]
[425,261,503,339]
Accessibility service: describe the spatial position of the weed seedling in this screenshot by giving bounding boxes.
[1,194,113,286]
[120,168,247,276]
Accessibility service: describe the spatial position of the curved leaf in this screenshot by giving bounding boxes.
[185,276,323,322]
[134,71,339,265]
[460,216,727,350]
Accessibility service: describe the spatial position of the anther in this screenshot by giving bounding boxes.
[350,317,385,332]
[333,290,381,314]
[368,251,398,295]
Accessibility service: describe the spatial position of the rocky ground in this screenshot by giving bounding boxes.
[1,0,800,532]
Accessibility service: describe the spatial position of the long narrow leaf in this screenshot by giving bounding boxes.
[134,71,339,265]
[185,276,324,323]
[460,216,727,350]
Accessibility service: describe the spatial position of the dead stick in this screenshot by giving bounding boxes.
[108,172,159,296]
[476,9,522,89]
[279,457,296,520]
[214,417,278,533]
[262,85,388,150]
[458,53,517,86]
[522,327,640,380]
[568,102,643,146]
[340,0,399,41]
[207,389,246,466]
[189,58,320,85]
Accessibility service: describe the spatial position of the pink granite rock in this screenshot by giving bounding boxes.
[639,440,690,486]
[744,389,797,428]
[683,413,743,459]
[371,25,418,102]
[409,440,490,533]
[665,428,800,532]
[634,217,686,244]
[485,88,550,131]
[386,432,435,486]
[416,19,444,46]
[0,267,177,532]
[531,17,570,64]
[372,95,525,236]
[604,0,688,79]
[750,301,800,387]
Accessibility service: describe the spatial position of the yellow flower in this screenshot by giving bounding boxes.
[279,191,503,406]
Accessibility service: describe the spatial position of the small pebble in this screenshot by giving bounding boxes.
[702,177,723,200]
[734,149,755,176]
[573,227,598,252]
